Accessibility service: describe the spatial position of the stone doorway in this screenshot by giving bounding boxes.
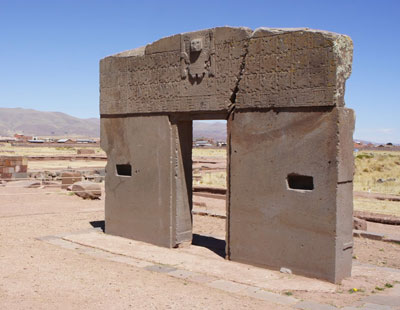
[191,120,227,257]
[100,26,354,283]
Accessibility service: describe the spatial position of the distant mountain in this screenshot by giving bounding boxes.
[0,108,100,137]
[0,108,227,140]
[193,121,226,141]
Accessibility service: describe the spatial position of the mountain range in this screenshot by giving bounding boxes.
[193,121,226,141]
[0,108,100,137]
[0,108,227,141]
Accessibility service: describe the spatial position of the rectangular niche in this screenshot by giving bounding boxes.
[116,164,132,176]
[287,173,314,191]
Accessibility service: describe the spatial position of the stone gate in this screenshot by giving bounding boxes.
[100,27,355,283]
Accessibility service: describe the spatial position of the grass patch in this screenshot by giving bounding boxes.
[194,171,226,188]
[193,148,226,158]
[354,197,400,217]
[0,143,105,157]
[354,151,400,195]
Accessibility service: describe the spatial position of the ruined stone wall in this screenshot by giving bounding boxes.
[0,156,28,180]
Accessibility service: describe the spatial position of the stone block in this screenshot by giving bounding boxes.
[294,301,337,310]
[228,108,353,283]
[101,116,192,248]
[338,108,355,182]
[0,156,28,180]
[71,181,101,200]
[145,34,180,55]
[61,171,82,189]
[353,231,384,241]
[353,217,367,230]
[362,296,400,307]
[236,28,353,109]
[77,149,95,155]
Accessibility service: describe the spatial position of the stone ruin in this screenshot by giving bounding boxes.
[0,156,28,180]
[100,27,355,283]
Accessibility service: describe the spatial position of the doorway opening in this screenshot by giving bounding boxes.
[191,120,227,257]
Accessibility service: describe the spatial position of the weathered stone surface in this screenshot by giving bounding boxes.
[77,149,95,155]
[294,300,337,310]
[5,180,41,188]
[362,295,400,307]
[71,181,101,200]
[337,108,355,182]
[100,27,352,115]
[84,173,103,183]
[100,27,251,115]
[237,28,353,109]
[101,116,192,248]
[353,230,384,241]
[61,171,82,189]
[0,156,28,180]
[100,26,354,284]
[353,217,367,230]
[228,108,354,283]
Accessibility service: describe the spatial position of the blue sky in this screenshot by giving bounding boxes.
[0,0,399,143]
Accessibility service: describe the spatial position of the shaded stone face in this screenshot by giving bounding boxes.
[100,26,354,283]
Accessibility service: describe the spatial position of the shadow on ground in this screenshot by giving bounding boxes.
[90,220,105,232]
[89,221,226,258]
[191,234,226,258]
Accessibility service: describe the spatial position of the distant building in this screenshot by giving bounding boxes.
[28,136,45,143]
[14,134,32,142]
[194,140,213,147]
[0,137,17,142]
[57,138,74,144]
[76,139,96,144]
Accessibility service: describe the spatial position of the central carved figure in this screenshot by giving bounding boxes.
[100,27,355,283]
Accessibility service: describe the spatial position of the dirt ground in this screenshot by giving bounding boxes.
[1,147,400,309]
[0,186,286,310]
[1,185,400,309]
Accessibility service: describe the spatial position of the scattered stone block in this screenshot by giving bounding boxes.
[294,301,337,310]
[5,180,41,188]
[280,267,292,274]
[353,230,384,241]
[353,217,367,231]
[77,149,95,155]
[362,295,400,308]
[42,181,61,188]
[0,156,28,180]
[71,181,101,199]
[61,171,82,189]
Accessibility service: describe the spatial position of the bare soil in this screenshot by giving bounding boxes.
[1,182,400,309]
[0,186,282,310]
